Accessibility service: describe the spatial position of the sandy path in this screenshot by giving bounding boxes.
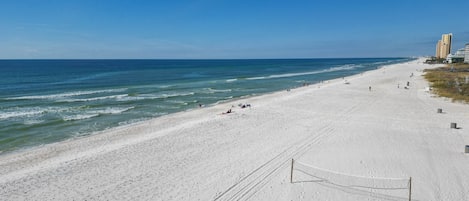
[1,59,468,201]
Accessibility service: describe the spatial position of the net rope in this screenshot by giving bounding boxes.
[294,161,410,190]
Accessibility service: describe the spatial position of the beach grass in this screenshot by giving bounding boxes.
[424,63,469,103]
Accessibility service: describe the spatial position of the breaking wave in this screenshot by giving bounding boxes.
[5,88,127,100]
[60,94,129,102]
[245,64,363,81]
[0,107,68,120]
[63,114,100,121]
[62,106,135,121]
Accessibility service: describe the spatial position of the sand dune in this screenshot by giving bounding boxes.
[1,58,468,201]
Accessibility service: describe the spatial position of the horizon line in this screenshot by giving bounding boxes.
[0,56,415,61]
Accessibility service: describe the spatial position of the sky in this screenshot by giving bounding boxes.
[0,0,468,59]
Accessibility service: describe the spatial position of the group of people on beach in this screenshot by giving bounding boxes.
[222,103,251,114]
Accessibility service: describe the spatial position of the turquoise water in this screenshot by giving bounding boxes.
[0,58,412,153]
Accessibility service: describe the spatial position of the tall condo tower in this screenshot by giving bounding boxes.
[436,40,441,58]
[436,33,452,59]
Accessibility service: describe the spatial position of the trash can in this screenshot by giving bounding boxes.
[451,123,457,129]
[437,108,442,113]
[465,145,469,153]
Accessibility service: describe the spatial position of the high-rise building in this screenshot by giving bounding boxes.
[465,43,469,64]
[436,33,452,59]
[436,40,441,58]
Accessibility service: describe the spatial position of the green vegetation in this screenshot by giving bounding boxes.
[424,57,446,64]
[424,63,469,103]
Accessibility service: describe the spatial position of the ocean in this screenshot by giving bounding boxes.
[0,58,412,153]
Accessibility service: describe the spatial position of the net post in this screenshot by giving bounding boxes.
[290,159,294,183]
[408,177,412,201]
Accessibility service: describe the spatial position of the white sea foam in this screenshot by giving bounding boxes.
[63,114,100,121]
[61,94,128,102]
[161,92,195,98]
[151,112,169,117]
[200,88,233,94]
[5,89,127,100]
[166,100,198,106]
[226,78,238,82]
[0,106,72,120]
[0,110,45,120]
[329,64,363,71]
[92,107,135,115]
[143,92,195,99]
[133,84,174,89]
[116,92,195,102]
[209,88,232,93]
[244,64,363,81]
[116,96,148,102]
[0,106,133,123]
[62,106,134,121]
[23,119,46,125]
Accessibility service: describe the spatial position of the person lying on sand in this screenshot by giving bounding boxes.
[222,109,232,114]
[239,103,251,109]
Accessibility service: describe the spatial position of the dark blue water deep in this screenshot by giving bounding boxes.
[0,58,412,153]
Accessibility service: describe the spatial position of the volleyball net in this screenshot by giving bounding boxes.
[290,159,412,200]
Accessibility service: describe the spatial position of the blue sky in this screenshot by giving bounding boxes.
[0,0,468,59]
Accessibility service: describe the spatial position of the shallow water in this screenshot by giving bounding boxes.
[0,58,413,152]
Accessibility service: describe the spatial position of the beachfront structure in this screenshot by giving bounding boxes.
[436,33,452,59]
[465,43,469,63]
[447,48,466,63]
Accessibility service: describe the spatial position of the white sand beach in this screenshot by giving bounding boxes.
[1,58,469,201]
